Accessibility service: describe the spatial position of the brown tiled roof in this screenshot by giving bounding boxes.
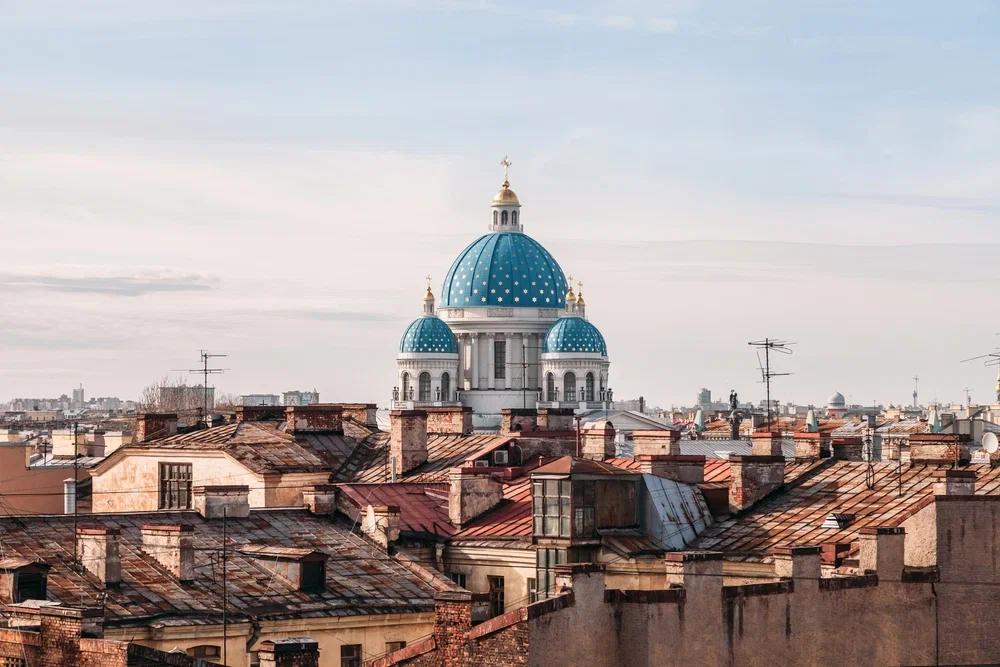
[0,509,447,628]
[453,477,533,541]
[337,483,455,539]
[532,456,639,477]
[115,421,359,474]
[605,457,825,485]
[692,461,1000,560]
[335,433,516,484]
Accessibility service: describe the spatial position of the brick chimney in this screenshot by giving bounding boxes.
[728,454,785,513]
[361,505,401,548]
[631,430,680,457]
[636,455,705,484]
[235,405,285,422]
[793,431,831,459]
[134,413,177,443]
[832,436,864,461]
[193,485,250,519]
[76,526,121,586]
[427,406,473,435]
[335,403,378,428]
[258,638,321,667]
[581,421,616,460]
[302,484,338,515]
[390,409,428,476]
[141,524,194,582]
[448,470,503,527]
[933,469,976,496]
[909,433,971,465]
[858,526,905,580]
[537,407,576,431]
[500,408,538,434]
[285,404,343,433]
[751,431,784,456]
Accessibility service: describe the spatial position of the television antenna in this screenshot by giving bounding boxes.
[961,345,1000,403]
[748,338,794,429]
[173,350,228,423]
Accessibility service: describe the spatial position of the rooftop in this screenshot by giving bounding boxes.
[335,433,515,483]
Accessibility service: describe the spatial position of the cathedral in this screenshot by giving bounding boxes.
[394,160,611,427]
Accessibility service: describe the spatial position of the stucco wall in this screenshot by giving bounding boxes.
[444,544,535,612]
[0,444,88,515]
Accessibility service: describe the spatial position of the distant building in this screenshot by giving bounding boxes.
[239,393,280,406]
[282,389,320,406]
[71,384,85,409]
[158,384,213,411]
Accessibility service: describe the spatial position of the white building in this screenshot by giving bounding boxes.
[394,164,611,426]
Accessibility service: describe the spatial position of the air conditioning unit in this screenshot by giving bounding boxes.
[474,459,490,467]
[493,450,509,465]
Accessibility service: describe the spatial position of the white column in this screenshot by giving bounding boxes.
[471,334,480,390]
[504,333,513,390]
[487,334,496,390]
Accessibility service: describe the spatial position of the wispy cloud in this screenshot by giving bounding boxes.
[0,268,217,296]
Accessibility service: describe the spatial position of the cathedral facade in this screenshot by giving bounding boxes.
[395,164,610,426]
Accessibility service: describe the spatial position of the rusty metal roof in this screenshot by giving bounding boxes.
[335,433,515,483]
[452,477,533,541]
[337,483,455,539]
[0,509,450,628]
[693,461,1000,560]
[532,456,639,477]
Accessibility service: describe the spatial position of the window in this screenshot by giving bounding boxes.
[487,575,505,617]
[494,340,506,379]
[188,646,221,659]
[401,372,410,400]
[527,577,538,603]
[512,210,518,226]
[447,571,467,588]
[13,571,46,602]
[532,479,570,537]
[535,548,567,601]
[563,372,576,402]
[418,372,431,402]
[441,372,450,402]
[573,481,596,538]
[585,373,595,402]
[493,210,498,226]
[546,373,556,401]
[159,463,192,510]
[501,211,508,225]
[341,644,362,667]
[386,641,406,653]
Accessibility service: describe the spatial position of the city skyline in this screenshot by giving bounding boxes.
[2,1,998,407]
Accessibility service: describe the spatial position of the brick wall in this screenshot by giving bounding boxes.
[727,455,785,512]
[500,409,538,435]
[426,407,472,435]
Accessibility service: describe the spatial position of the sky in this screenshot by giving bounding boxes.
[1,1,999,409]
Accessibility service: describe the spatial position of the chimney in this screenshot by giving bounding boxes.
[193,485,250,519]
[933,469,976,496]
[285,404,343,433]
[390,409,428,475]
[793,431,830,459]
[631,430,680,457]
[728,454,785,513]
[909,433,971,465]
[831,436,864,461]
[581,421,616,460]
[500,408,537,435]
[141,524,194,582]
[773,545,821,590]
[50,428,86,457]
[302,484,338,515]
[858,526,905,580]
[449,470,503,527]
[235,405,285,422]
[636,455,705,484]
[664,551,723,598]
[361,505,401,548]
[427,406,473,435]
[537,408,576,431]
[76,526,121,586]
[134,413,178,443]
[336,403,378,428]
[258,638,321,667]
[751,431,783,456]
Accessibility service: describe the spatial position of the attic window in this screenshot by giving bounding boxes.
[821,513,855,529]
[239,544,328,593]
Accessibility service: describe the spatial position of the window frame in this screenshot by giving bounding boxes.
[340,644,362,667]
[158,462,192,510]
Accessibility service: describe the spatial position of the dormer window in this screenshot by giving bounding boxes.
[0,559,49,604]
[239,545,329,593]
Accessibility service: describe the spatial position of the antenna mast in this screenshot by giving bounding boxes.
[960,346,1000,404]
[747,338,794,429]
[912,375,919,408]
[178,350,228,424]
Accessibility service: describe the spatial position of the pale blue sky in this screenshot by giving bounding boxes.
[1,1,999,408]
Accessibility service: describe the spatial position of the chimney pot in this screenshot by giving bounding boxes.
[193,485,250,519]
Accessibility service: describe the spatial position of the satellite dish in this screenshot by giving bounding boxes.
[982,432,999,454]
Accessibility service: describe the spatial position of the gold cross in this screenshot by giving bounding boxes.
[500,155,511,182]
[425,274,433,288]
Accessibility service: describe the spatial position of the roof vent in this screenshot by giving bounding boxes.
[821,512,855,529]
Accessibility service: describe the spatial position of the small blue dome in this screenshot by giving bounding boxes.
[399,316,458,354]
[543,317,608,356]
[441,232,567,308]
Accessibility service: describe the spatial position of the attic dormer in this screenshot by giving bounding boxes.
[239,544,329,593]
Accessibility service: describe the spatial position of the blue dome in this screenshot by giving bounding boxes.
[543,317,608,356]
[441,232,568,308]
[399,316,458,354]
